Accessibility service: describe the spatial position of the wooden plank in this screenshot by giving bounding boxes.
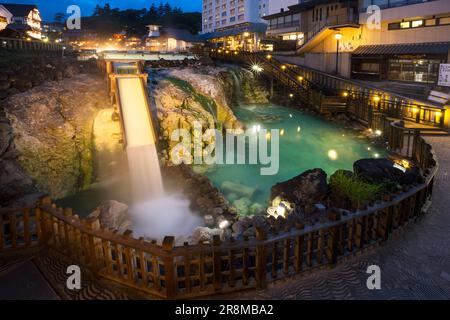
[10,212,17,248]
[23,209,31,246]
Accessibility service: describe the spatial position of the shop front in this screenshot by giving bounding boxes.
[351,42,450,84]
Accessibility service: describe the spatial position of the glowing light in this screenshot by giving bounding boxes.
[334,32,343,40]
[266,132,271,140]
[281,65,287,71]
[298,76,304,81]
[367,147,371,151]
[266,54,272,59]
[297,126,301,132]
[251,64,263,73]
[289,93,294,98]
[289,114,293,118]
[373,95,381,102]
[243,32,250,37]
[412,107,419,114]
[219,220,230,229]
[277,205,286,217]
[343,91,349,97]
[375,129,382,136]
[280,129,285,136]
[374,153,380,158]
[328,149,338,160]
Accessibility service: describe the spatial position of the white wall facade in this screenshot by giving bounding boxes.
[0,5,12,31]
[202,0,268,34]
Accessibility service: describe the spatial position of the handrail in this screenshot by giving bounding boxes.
[0,55,439,298]
[211,51,446,128]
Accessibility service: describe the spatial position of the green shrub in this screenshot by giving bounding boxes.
[330,171,384,208]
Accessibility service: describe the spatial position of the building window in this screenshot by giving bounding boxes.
[411,20,423,28]
[400,21,410,29]
[388,22,400,30]
[425,19,436,26]
[439,17,450,25]
[388,58,443,84]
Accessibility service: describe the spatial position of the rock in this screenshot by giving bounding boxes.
[2,74,110,199]
[0,159,34,204]
[354,158,423,185]
[0,90,8,100]
[89,200,131,234]
[232,197,252,215]
[221,181,256,198]
[0,80,10,90]
[204,214,215,227]
[226,192,239,203]
[249,202,264,215]
[271,168,329,207]
[0,122,12,157]
[191,227,220,243]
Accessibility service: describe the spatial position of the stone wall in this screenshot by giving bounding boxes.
[0,69,111,206]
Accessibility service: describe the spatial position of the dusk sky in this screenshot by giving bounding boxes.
[2,0,202,21]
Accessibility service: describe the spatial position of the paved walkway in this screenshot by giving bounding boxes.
[224,136,450,300]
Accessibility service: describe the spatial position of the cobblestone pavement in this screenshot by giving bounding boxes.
[222,136,450,300]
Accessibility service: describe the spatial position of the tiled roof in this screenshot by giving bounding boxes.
[352,42,450,55]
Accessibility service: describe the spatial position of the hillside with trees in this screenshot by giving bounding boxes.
[68,2,201,36]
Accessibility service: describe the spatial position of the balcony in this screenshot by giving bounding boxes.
[297,12,359,54]
[268,20,300,31]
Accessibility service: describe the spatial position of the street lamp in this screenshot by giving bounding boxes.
[62,46,66,58]
[334,32,343,75]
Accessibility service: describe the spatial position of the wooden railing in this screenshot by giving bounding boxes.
[211,51,447,129]
[0,130,438,299]
[0,52,439,299]
[0,37,71,53]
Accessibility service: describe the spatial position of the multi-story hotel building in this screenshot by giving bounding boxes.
[263,0,450,86]
[201,0,270,51]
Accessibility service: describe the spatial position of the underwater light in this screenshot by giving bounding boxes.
[328,149,338,160]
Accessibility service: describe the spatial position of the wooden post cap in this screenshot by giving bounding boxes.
[162,236,175,250]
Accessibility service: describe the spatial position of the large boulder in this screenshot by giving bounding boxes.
[0,159,34,205]
[354,158,423,186]
[89,200,132,234]
[271,168,329,207]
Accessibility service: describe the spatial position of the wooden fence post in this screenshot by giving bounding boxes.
[326,210,341,266]
[212,235,222,292]
[85,217,101,274]
[255,227,267,290]
[162,236,176,299]
[294,222,304,273]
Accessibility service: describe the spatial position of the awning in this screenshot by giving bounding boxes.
[352,42,450,55]
[199,23,267,40]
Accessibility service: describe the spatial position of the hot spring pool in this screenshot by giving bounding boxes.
[200,104,386,215]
